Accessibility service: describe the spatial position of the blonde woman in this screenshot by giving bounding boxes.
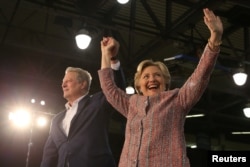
[99,8,223,167]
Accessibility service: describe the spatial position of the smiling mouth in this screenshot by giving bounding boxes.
[148,85,159,90]
[63,89,69,92]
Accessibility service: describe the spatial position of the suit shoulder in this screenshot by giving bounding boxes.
[89,91,105,99]
[51,110,65,122]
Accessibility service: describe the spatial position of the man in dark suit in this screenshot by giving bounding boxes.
[40,37,125,167]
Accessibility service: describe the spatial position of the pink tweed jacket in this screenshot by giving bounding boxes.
[98,45,219,167]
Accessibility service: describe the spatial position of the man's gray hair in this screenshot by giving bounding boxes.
[65,67,92,91]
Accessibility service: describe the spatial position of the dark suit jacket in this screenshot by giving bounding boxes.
[40,69,125,167]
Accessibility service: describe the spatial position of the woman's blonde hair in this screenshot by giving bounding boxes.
[134,60,171,94]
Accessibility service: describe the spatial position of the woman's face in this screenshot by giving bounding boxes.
[138,65,166,96]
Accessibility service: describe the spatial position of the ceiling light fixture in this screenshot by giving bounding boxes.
[186,114,205,118]
[231,132,250,135]
[117,0,129,4]
[243,103,250,118]
[75,29,92,50]
[126,86,135,94]
[232,68,248,86]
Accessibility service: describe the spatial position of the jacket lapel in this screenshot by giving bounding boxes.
[52,110,68,143]
[67,95,90,138]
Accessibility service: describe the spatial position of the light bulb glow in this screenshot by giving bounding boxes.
[233,72,247,86]
[37,116,48,127]
[243,107,250,118]
[117,0,129,4]
[9,110,31,128]
[126,86,135,94]
[75,34,92,49]
[31,99,36,104]
[40,100,46,106]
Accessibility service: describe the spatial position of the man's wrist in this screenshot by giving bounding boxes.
[110,56,117,61]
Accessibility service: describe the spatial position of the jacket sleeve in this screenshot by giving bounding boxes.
[107,67,127,120]
[99,68,130,118]
[177,44,219,114]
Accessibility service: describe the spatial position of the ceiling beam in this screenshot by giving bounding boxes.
[140,0,165,34]
[167,0,225,36]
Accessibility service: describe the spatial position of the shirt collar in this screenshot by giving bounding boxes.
[65,93,88,110]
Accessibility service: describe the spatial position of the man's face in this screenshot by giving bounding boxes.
[61,71,86,103]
